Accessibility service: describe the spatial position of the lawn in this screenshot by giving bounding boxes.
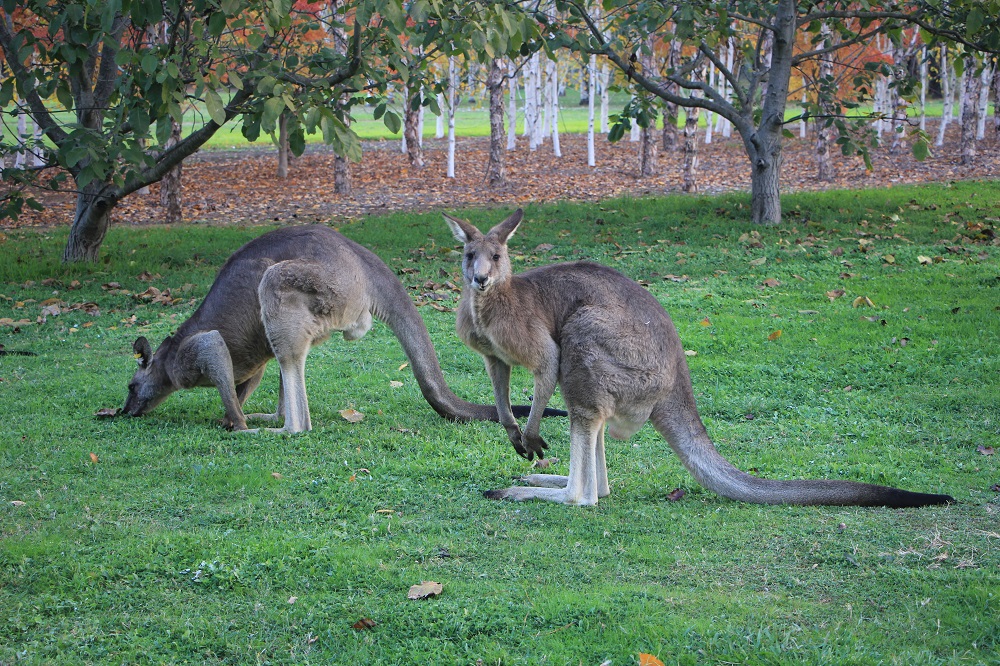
[1,182,998,665]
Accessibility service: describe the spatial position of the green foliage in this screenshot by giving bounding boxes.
[1,185,998,663]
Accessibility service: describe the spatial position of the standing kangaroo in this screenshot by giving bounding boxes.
[444,209,954,507]
[123,225,563,432]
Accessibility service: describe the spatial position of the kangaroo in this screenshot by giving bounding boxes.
[123,225,564,432]
[444,209,954,507]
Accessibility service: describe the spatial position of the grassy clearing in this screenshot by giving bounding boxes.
[1,182,998,665]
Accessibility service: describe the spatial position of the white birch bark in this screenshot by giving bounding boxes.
[599,63,610,133]
[976,64,992,140]
[549,57,561,157]
[447,57,457,178]
[919,47,927,132]
[936,46,952,146]
[704,64,715,144]
[721,38,734,138]
[436,93,445,138]
[507,62,517,150]
[799,91,807,138]
[587,53,596,167]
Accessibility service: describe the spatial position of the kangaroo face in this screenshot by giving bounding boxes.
[461,237,509,293]
[122,336,175,416]
[444,209,523,294]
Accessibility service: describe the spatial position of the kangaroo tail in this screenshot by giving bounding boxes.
[650,402,953,508]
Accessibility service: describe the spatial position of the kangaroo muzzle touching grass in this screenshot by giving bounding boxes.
[444,209,954,508]
[123,225,565,433]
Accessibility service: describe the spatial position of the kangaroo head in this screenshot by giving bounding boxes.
[123,336,176,416]
[444,209,523,294]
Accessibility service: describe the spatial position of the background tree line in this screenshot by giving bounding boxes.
[1,0,998,261]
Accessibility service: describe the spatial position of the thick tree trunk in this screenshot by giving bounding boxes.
[486,58,507,188]
[889,43,909,155]
[587,53,596,167]
[334,155,351,194]
[816,23,836,181]
[447,56,458,178]
[960,55,981,165]
[63,181,116,262]
[681,106,700,193]
[159,119,182,224]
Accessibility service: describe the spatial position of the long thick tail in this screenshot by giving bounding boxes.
[364,254,565,422]
[650,401,953,508]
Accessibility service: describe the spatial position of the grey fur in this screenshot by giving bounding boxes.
[124,225,564,432]
[445,210,954,507]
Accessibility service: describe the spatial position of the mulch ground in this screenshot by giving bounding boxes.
[7,119,999,229]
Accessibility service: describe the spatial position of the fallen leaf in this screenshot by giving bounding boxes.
[761,278,781,288]
[666,488,686,502]
[348,474,356,482]
[639,653,666,666]
[89,452,99,463]
[852,296,875,308]
[749,257,767,267]
[375,509,395,514]
[271,472,283,479]
[831,247,845,257]
[699,317,712,327]
[287,596,297,604]
[94,407,120,418]
[826,289,846,301]
[532,457,560,469]
[977,445,995,456]
[798,310,819,314]
[389,380,404,388]
[684,350,697,357]
[340,408,364,423]
[407,581,443,600]
[917,255,933,265]
[11,500,26,507]
[768,329,782,341]
[398,362,409,371]
[352,618,377,631]
[534,243,554,252]
[883,254,895,264]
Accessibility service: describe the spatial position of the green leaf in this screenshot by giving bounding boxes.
[912,138,930,161]
[229,70,243,91]
[967,7,984,37]
[262,97,286,133]
[383,109,401,134]
[141,53,159,75]
[205,89,227,126]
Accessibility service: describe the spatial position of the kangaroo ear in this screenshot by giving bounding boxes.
[133,336,152,368]
[489,209,524,244]
[443,213,482,244]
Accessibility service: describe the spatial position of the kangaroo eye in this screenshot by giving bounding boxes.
[492,254,500,261]
[466,252,475,260]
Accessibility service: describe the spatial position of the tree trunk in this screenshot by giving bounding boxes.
[507,63,517,150]
[889,42,909,155]
[599,63,610,133]
[548,57,561,157]
[447,57,457,178]
[587,53,596,167]
[662,39,681,151]
[63,181,116,262]
[486,58,507,188]
[681,106,700,193]
[976,63,991,140]
[159,119,182,224]
[960,55,981,165]
[277,112,289,179]
[994,64,1000,137]
[816,23,836,181]
[403,84,424,168]
[936,45,952,147]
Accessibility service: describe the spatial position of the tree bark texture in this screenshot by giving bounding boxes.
[960,55,981,165]
[486,58,507,188]
[277,112,289,179]
[403,84,424,168]
[661,39,681,152]
[681,105,700,193]
[159,119,183,224]
[63,181,115,262]
[816,23,836,182]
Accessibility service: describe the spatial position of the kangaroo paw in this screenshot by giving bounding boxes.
[520,433,548,461]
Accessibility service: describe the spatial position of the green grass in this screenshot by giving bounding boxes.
[1,182,998,664]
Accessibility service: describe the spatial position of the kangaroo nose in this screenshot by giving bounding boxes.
[474,275,488,287]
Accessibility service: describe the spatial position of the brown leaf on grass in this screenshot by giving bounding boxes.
[94,407,120,418]
[883,254,896,264]
[768,330,783,341]
[977,445,995,456]
[534,243,555,253]
[352,618,377,631]
[826,289,846,301]
[699,317,712,327]
[639,653,666,666]
[761,278,781,288]
[531,457,560,469]
[662,274,689,283]
[831,247,845,257]
[749,257,767,267]
[11,500,26,507]
[340,408,364,423]
[666,488,686,502]
[89,452,99,463]
[407,581,443,600]
[917,255,933,265]
[271,472,283,479]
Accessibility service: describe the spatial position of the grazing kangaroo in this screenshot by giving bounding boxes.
[444,209,954,507]
[123,225,564,432]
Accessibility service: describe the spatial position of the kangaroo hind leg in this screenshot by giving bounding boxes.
[485,416,604,505]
